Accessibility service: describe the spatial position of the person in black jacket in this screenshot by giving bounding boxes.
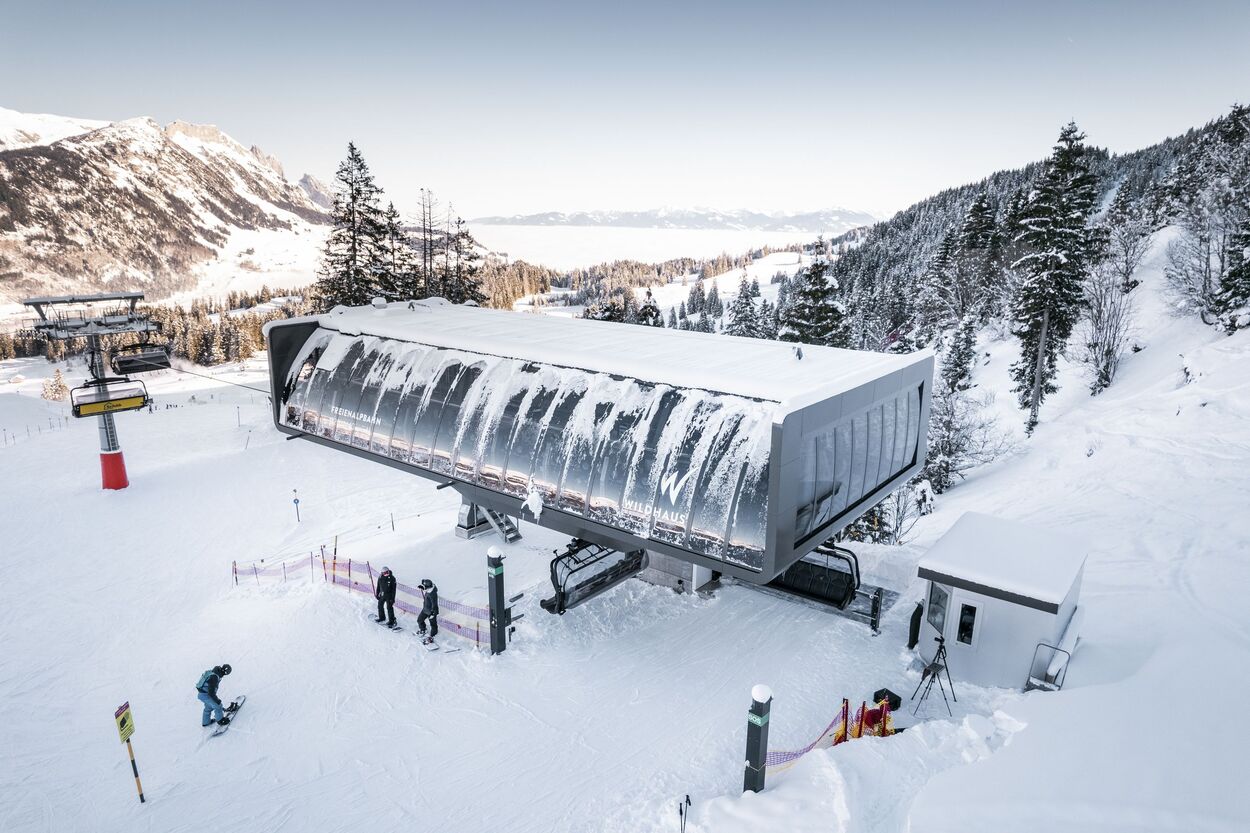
[418,578,439,643]
[195,664,237,727]
[375,567,398,628]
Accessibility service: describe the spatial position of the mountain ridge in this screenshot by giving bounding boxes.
[471,206,877,234]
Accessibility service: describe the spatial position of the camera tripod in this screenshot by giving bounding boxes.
[911,636,957,716]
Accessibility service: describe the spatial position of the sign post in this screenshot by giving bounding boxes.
[293,489,301,523]
[114,702,145,804]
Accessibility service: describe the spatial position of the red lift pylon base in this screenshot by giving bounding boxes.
[101,449,130,490]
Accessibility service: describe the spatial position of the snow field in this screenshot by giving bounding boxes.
[2,231,1249,832]
[0,355,999,833]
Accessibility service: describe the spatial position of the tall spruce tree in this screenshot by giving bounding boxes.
[1010,123,1099,433]
[940,313,978,391]
[442,216,488,305]
[375,202,421,301]
[314,143,388,310]
[779,258,849,347]
[725,277,761,337]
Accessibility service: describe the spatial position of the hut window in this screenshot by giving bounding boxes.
[926,583,949,633]
[957,603,979,645]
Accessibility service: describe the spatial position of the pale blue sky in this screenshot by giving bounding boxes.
[2,0,1246,218]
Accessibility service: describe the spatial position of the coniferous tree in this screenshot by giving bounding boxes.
[779,258,849,347]
[314,143,388,310]
[666,308,678,328]
[1010,123,1100,433]
[1217,220,1250,331]
[758,299,779,340]
[705,283,723,321]
[940,314,978,392]
[724,277,761,338]
[442,216,488,305]
[41,369,69,401]
[375,202,421,301]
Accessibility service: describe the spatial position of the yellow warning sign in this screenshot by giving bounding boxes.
[115,701,135,743]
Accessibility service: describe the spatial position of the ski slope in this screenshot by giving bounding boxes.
[1,235,1248,832]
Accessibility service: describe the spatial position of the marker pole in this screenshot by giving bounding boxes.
[126,738,145,803]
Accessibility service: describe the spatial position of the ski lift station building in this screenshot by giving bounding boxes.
[264,298,934,587]
[918,512,1086,691]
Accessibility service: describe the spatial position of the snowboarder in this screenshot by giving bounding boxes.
[195,664,237,727]
[418,579,439,643]
[375,566,398,628]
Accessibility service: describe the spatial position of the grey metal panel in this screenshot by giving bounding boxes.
[266,320,934,584]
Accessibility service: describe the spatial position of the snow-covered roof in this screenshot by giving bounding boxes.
[918,512,1085,612]
[316,298,927,411]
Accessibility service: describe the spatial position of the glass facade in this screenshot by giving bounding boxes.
[280,332,774,571]
[792,385,925,544]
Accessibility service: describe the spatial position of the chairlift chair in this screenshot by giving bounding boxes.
[111,342,172,375]
[70,377,151,418]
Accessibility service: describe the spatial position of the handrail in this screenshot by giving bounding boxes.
[1030,641,1072,689]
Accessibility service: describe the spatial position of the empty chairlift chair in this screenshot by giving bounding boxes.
[767,544,886,631]
[540,539,649,615]
[70,377,150,418]
[111,343,172,375]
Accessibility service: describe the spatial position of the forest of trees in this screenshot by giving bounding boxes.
[312,144,487,310]
[575,105,1249,542]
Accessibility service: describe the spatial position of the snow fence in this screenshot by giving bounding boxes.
[233,550,491,648]
[764,698,894,773]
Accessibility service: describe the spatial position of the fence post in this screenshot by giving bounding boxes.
[366,562,376,594]
[348,559,352,589]
[232,561,238,586]
[331,554,338,586]
[321,545,328,582]
[282,561,287,583]
[253,564,259,586]
[310,552,314,583]
[744,685,772,794]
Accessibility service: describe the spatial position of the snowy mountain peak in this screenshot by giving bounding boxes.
[0,107,327,303]
[0,105,108,151]
[299,173,335,210]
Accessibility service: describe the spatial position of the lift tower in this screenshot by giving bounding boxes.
[23,292,160,490]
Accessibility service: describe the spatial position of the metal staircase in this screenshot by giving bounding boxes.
[484,507,522,543]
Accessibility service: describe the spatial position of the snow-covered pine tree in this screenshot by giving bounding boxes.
[1216,221,1250,331]
[687,281,705,314]
[779,258,849,347]
[666,308,678,328]
[41,368,69,401]
[705,283,723,320]
[758,299,779,340]
[443,216,488,305]
[1010,122,1100,433]
[375,202,422,302]
[313,143,388,310]
[197,323,225,366]
[725,277,761,337]
[940,313,978,391]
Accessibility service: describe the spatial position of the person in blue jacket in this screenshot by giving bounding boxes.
[195,664,237,727]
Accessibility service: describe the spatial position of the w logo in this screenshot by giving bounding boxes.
[658,469,693,505]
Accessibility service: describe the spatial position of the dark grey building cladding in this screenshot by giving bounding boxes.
[265,300,933,584]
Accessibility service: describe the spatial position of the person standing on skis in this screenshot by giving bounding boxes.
[418,579,439,644]
[195,664,237,727]
[375,566,398,628]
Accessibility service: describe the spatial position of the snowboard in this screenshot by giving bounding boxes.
[372,614,403,632]
[422,640,460,654]
[210,695,246,737]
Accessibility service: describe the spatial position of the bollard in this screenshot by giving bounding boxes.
[487,546,507,655]
[743,685,772,793]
